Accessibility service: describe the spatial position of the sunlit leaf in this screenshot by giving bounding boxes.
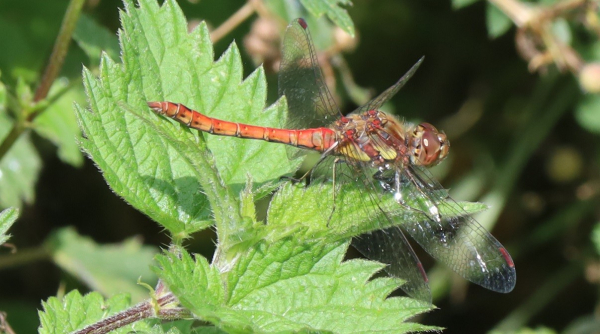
[38,291,150,334]
[156,241,437,333]
[75,0,301,238]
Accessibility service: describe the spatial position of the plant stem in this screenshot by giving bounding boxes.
[210,0,257,43]
[71,291,190,334]
[34,0,85,103]
[72,300,154,334]
[0,245,50,270]
[0,312,16,334]
[0,122,26,163]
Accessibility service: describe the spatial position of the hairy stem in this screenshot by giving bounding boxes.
[71,291,190,334]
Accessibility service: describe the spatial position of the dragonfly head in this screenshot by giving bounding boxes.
[411,122,450,167]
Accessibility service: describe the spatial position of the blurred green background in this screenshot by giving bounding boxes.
[1,0,599,333]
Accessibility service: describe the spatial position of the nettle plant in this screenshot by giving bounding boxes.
[36,1,490,333]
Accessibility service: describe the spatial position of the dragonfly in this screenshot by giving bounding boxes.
[148,18,516,303]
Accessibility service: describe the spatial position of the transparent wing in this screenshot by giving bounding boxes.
[278,18,340,129]
[351,57,424,115]
[398,165,516,293]
[311,147,432,303]
[352,228,431,303]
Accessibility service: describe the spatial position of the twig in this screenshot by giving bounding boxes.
[0,312,16,334]
[489,0,587,74]
[71,290,190,334]
[0,245,49,270]
[210,0,259,43]
[72,299,155,334]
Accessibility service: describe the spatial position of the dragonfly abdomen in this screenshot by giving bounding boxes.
[147,101,337,152]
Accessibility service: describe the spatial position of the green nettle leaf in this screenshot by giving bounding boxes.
[486,3,512,39]
[299,0,355,37]
[156,241,437,333]
[45,227,158,301]
[0,112,42,209]
[38,291,150,334]
[75,0,300,238]
[0,207,18,245]
[267,178,487,241]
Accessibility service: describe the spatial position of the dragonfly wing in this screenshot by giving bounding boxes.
[312,154,432,303]
[279,18,340,129]
[352,57,424,115]
[398,165,516,293]
[352,227,432,303]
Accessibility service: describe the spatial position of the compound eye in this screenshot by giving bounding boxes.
[419,123,442,165]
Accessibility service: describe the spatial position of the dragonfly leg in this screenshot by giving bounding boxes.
[279,169,312,185]
[325,157,342,227]
[373,168,439,222]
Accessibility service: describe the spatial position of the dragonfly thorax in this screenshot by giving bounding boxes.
[332,110,449,168]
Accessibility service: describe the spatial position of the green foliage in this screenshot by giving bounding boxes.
[299,0,355,37]
[44,227,158,301]
[0,112,41,209]
[0,207,18,245]
[75,0,300,240]
[155,242,436,333]
[3,0,597,332]
[71,0,452,332]
[267,181,487,241]
[38,291,146,334]
[33,81,85,167]
[486,3,512,38]
[73,14,120,67]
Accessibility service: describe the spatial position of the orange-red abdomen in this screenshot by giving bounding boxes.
[148,101,337,152]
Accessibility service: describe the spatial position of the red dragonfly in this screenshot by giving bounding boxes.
[148,18,516,303]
